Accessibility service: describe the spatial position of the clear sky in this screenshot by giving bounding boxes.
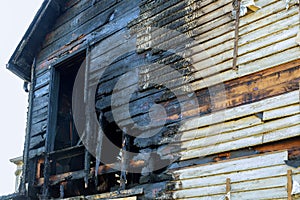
[0,0,43,195]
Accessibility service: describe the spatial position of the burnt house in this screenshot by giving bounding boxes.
[2,0,300,199]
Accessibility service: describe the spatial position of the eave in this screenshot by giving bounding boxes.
[6,0,64,82]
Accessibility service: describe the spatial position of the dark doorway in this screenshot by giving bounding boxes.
[54,53,85,151]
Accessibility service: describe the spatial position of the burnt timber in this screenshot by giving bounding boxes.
[3,0,300,199]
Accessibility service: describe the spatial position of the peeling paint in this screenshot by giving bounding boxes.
[232,0,261,18]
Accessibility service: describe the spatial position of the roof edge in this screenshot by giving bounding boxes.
[7,0,64,82]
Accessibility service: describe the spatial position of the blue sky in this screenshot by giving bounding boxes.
[0,0,43,195]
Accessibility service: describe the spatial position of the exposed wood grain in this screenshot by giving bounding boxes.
[100,58,300,129]
[225,178,231,200]
[288,170,293,200]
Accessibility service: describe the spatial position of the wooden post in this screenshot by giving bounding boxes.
[226,178,231,200]
[95,121,104,189]
[232,0,241,70]
[84,150,91,188]
[20,58,36,196]
[43,65,60,198]
[84,45,91,189]
[287,170,293,200]
[120,129,129,190]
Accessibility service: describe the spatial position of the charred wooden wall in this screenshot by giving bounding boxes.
[23,0,300,199]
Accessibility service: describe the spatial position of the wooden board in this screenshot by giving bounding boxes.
[169,151,300,199]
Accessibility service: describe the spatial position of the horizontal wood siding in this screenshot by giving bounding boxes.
[29,70,50,157]
[167,151,300,199]
[27,0,300,198]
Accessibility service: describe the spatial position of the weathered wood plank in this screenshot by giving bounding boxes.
[30,134,46,150]
[36,6,140,76]
[177,115,262,143]
[192,16,298,74]
[178,114,300,151]
[239,0,297,28]
[192,29,298,75]
[32,95,49,112]
[172,184,225,198]
[96,12,300,123]
[29,146,45,159]
[117,62,300,129]
[231,187,287,199]
[38,0,140,64]
[263,104,300,121]
[32,106,48,119]
[51,0,90,30]
[192,46,300,91]
[263,124,300,143]
[136,1,233,52]
[181,90,299,133]
[33,85,49,99]
[31,120,47,137]
[43,0,117,49]
[173,165,291,192]
[85,188,143,200]
[35,70,50,89]
[174,186,287,199]
[130,0,218,31]
[169,153,300,199]
[179,120,299,160]
[193,9,299,80]
[31,109,48,125]
[173,151,287,179]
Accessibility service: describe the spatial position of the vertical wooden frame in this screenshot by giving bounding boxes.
[20,58,36,196]
[42,66,60,198]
